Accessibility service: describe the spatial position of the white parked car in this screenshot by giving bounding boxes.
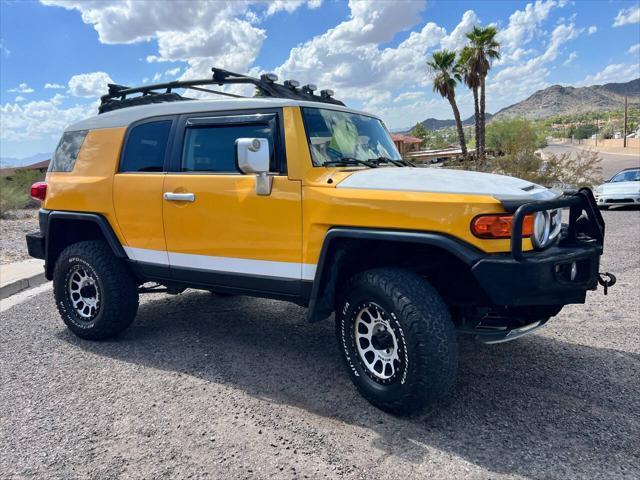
[594,167,640,209]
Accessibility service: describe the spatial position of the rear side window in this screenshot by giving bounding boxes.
[182,124,274,173]
[120,120,172,172]
[49,130,88,172]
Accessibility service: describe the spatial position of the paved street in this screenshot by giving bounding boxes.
[1,209,639,479]
[542,142,640,179]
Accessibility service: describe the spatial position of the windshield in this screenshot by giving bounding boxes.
[302,107,401,166]
[610,169,640,182]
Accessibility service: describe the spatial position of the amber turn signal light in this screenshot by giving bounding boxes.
[471,213,533,239]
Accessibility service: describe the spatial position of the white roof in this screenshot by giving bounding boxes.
[66,97,378,131]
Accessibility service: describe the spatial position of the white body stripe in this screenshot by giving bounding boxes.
[124,246,316,281]
[123,246,170,265]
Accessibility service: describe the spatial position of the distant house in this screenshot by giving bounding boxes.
[0,159,50,179]
[391,134,423,157]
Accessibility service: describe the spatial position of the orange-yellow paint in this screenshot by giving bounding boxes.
[44,127,127,245]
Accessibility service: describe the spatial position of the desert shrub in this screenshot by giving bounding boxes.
[486,118,546,156]
[443,146,602,189]
[0,170,45,218]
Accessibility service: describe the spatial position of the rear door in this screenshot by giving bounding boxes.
[113,117,175,273]
[161,110,304,295]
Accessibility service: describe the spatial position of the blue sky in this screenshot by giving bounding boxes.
[1,0,639,159]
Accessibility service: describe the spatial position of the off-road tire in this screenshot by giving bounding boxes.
[598,205,609,210]
[53,241,139,340]
[336,268,457,415]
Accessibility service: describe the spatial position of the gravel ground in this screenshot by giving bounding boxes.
[1,208,638,479]
[0,209,38,264]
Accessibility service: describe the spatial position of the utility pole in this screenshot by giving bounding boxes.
[623,96,628,148]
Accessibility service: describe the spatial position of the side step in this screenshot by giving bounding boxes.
[457,319,548,344]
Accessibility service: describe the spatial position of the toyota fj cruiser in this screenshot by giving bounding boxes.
[26,68,613,414]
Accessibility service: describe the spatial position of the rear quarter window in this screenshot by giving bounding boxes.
[120,120,172,172]
[49,130,88,172]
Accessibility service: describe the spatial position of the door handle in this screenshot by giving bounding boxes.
[163,192,195,202]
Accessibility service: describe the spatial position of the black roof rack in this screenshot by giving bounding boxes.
[98,67,345,114]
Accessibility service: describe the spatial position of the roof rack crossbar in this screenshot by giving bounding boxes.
[98,67,344,114]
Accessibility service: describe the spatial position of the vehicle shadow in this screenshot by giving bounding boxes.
[61,291,640,479]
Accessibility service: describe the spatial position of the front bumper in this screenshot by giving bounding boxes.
[472,243,601,305]
[472,188,605,306]
[595,192,640,206]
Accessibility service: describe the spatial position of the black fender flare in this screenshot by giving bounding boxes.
[305,227,484,322]
[44,210,126,278]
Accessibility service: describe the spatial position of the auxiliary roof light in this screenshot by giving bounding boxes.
[284,79,300,89]
[302,84,318,93]
[320,89,335,98]
[260,73,278,83]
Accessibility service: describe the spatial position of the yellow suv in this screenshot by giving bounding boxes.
[26,68,611,414]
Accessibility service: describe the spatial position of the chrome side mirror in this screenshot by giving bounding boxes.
[236,138,272,196]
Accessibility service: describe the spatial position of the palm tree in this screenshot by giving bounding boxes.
[427,50,467,156]
[457,46,480,159]
[465,26,500,160]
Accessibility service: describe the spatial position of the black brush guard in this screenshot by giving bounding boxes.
[510,187,605,261]
[465,188,611,342]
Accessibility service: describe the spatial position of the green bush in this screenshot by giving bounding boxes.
[0,170,45,218]
[486,118,546,155]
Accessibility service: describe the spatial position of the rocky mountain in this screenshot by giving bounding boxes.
[406,113,493,132]
[408,78,640,131]
[0,152,51,169]
[494,78,640,120]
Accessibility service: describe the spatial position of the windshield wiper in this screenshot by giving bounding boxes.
[324,157,378,168]
[369,156,414,167]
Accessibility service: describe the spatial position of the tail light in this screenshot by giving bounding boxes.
[30,182,47,202]
[471,213,534,239]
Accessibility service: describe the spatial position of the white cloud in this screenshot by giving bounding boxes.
[440,10,480,51]
[165,67,182,77]
[498,0,562,53]
[152,72,162,82]
[67,71,114,98]
[8,83,34,94]
[578,63,640,86]
[44,82,65,89]
[563,51,577,66]
[613,5,640,27]
[14,96,26,103]
[629,43,640,55]
[42,0,267,79]
[393,91,426,103]
[587,25,597,35]
[265,0,322,16]
[1,97,96,143]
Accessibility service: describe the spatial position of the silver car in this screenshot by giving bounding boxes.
[595,167,640,209]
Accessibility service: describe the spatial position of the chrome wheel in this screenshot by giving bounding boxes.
[67,265,100,320]
[354,303,402,382]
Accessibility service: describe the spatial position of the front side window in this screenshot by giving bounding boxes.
[301,107,401,166]
[121,120,172,172]
[49,130,88,172]
[181,123,274,172]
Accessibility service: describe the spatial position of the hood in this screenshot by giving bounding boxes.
[598,181,639,194]
[336,167,558,203]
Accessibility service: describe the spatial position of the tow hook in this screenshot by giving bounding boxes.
[598,272,617,295]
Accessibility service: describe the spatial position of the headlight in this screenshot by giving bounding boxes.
[595,185,603,194]
[532,209,562,249]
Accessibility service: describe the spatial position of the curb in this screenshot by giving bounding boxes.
[0,271,48,301]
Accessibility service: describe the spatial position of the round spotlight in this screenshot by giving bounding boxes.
[284,79,300,88]
[303,83,318,92]
[321,89,335,98]
[261,73,278,83]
